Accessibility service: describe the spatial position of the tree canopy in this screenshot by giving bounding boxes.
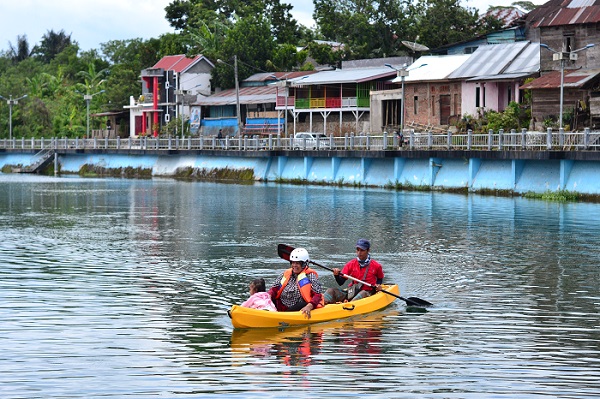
[0,0,516,139]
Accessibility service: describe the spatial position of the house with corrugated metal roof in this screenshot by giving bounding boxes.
[192,71,317,137]
[519,0,600,130]
[370,55,471,131]
[193,57,410,137]
[447,41,540,118]
[370,42,539,132]
[125,54,214,137]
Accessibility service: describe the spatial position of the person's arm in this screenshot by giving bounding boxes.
[332,267,348,286]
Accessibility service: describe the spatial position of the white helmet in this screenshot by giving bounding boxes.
[290,248,310,265]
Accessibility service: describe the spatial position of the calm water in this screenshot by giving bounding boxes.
[1,174,599,398]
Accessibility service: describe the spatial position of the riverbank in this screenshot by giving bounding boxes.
[3,147,600,202]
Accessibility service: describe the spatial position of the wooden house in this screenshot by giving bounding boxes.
[519,0,600,130]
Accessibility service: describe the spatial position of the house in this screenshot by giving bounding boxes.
[519,0,600,130]
[193,57,411,138]
[370,55,471,131]
[370,42,539,132]
[447,41,540,118]
[273,57,410,136]
[192,71,317,137]
[125,54,214,137]
[430,26,527,56]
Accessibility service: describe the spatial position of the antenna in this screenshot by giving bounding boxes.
[401,36,429,52]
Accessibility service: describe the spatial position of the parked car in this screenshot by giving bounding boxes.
[292,132,331,150]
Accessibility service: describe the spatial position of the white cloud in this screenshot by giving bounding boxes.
[0,0,173,51]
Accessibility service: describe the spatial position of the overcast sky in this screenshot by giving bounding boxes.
[1,0,547,53]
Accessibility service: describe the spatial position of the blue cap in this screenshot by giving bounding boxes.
[356,239,370,250]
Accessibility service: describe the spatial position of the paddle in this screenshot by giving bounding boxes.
[277,243,433,308]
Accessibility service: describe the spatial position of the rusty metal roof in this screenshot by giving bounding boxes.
[520,68,600,89]
[527,0,600,27]
[193,85,278,106]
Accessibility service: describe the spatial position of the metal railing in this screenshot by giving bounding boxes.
[2,128,600,152]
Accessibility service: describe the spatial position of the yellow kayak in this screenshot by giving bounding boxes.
[228,284,399,329]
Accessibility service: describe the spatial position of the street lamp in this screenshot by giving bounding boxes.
[540,43,595,130]
[217,55,242,134]
[385,63,427,134]
[385,64,409,134]
[0,94,28,140]
[81,90,105,139]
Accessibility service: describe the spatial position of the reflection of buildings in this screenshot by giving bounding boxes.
[230,314,394,370]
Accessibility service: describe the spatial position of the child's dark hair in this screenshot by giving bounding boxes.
[251,278,266,292]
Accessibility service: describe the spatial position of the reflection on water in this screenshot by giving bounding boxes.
[1,174,599,398]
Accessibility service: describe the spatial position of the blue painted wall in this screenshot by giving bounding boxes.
[2,152,600,195]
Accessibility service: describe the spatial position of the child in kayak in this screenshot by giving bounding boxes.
[241,278,277,311]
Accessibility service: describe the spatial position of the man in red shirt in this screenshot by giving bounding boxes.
[323,239,385,305]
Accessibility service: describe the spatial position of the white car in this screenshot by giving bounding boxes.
[292,132,331,150]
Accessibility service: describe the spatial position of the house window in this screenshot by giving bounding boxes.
[507,86,512,106]
[483,86,486,107]
[414,96,418,114]
[563,34,574,52]
[475,87,481,108]
[431,95,436,116]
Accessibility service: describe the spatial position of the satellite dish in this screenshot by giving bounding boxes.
[402,40,429,52]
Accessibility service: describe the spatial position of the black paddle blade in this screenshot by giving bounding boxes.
[405,296,433,307]
[278,243,294,261]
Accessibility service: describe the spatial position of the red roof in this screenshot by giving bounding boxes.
[520,68,600,89]
[152,55,204,73]
[527,0,600,27]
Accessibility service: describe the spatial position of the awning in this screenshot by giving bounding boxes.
[466,72,539,83]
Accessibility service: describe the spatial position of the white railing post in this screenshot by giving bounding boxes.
[488,129,493,151]
[467,129,472,150]
[584,127,590,149]
[547,128,552,150]
[498,129,504,150]
[447,130,452,150]
[521,128,527,150]
[559,128,564,147]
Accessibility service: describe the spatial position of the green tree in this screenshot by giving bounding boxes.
[33,29,73,63]
[213,15,276,89]
[7,35,33,63]
[313,0,411,59]
[166,0,301,44]
[413,0,496,50]
[100,38,163,108]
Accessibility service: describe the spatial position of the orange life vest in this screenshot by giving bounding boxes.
[276,267,324,308]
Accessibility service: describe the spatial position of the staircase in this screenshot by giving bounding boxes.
[15,149,55,174]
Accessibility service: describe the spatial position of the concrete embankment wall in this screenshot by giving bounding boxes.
[3,149,600,194]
